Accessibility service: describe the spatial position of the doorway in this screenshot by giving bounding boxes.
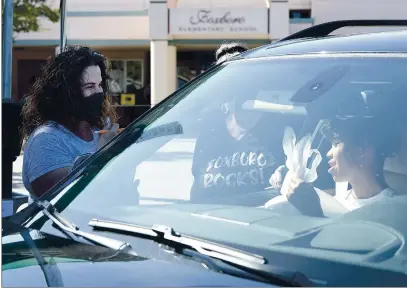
[17,59,46,101]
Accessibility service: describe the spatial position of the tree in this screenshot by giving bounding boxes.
[12,0,60,34]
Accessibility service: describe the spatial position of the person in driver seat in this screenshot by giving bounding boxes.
[189,42,286,203]
[266,116,400,217]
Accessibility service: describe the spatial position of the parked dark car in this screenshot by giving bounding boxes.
[4,21,407,287]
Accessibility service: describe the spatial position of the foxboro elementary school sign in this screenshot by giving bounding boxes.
[169,8,268,35]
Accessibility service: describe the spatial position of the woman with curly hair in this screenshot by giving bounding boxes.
[22,45,119,200]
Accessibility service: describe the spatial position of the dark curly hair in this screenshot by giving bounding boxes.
[215,42,248,64]
[326,117,401,188]
[21,45,118,139]
[329,117,399,160]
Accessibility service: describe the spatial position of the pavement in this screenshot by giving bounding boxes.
[12,154,28,196]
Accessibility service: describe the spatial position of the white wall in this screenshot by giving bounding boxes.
[176,0,267,7]
[270,1,290,39]
[290,0,312,9]
[312,0,407,34]
[15,16,149,41]
[15,0,149,41]
[67,0,148,11]
[290,22,313,34]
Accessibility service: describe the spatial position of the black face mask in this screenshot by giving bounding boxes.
[80,92,105,125]
[222,100,262,131]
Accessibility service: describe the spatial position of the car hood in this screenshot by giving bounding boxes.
[3,257,266,287]
[2,227,268,287]
[5,199,407,287]
[81,204,332,247]
[46,203,407,259]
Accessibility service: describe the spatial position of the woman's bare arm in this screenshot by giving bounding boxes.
[30,167,70,198]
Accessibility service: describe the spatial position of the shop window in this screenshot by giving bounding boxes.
[289,9,311,19]
[108,59,145,106]
[177,66,197,83]
[176,51,216,88]
[177,75,188,89]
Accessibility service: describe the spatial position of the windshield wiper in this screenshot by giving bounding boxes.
[35,201,138,257]
[20,229,64,287]
[89,218,317,286]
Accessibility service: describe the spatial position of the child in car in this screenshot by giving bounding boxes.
[265,116,400,217]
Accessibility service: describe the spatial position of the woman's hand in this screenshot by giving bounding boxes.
[268,165,324,217]
[98,123,120,149]
[285,176,324,217]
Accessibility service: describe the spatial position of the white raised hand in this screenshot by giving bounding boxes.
[280,126,322,196]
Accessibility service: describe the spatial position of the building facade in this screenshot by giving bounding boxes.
[12,0,407,126]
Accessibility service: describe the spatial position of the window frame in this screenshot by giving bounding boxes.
[109,59,145,107]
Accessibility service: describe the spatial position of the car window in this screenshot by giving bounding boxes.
[45,54,407,236]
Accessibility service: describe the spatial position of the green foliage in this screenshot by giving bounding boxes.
[11,0,60,34]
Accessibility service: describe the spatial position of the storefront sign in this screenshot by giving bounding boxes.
[169,8,268,35]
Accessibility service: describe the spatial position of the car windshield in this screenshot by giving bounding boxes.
[47,53,407,210]
[32,53,407,267]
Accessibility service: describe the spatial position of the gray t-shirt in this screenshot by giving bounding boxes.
[22,122,99,202]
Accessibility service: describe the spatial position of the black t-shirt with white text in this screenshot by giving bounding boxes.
[190,118,285,202]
